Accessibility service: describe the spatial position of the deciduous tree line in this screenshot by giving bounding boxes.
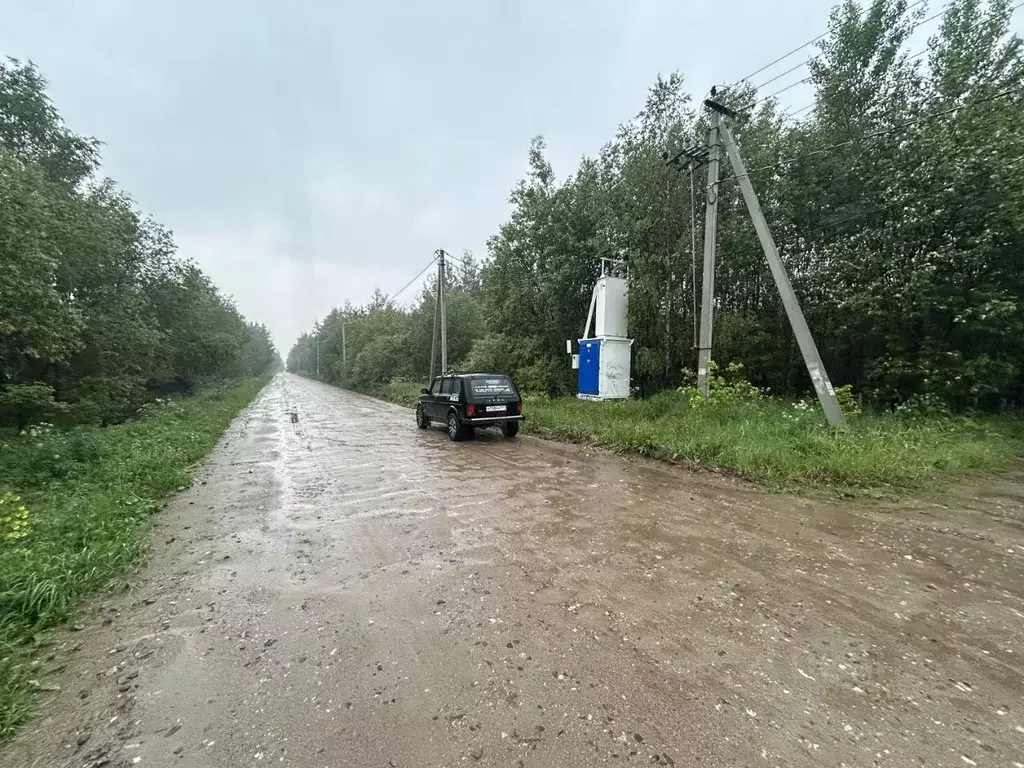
[297,0,1024,410]
[1,59,280,428]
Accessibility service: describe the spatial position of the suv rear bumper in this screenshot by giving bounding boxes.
[462,414,525,425]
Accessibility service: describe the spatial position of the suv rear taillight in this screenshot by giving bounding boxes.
[467,404,476,417]
[515,401,522,414]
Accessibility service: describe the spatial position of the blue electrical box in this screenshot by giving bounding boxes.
[578,339,600,395]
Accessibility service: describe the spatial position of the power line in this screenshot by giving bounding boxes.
[438,249,487,271]
[785,103,816,119]
[713,86,1022,187]
[726,35,829,92]
[749,19,940,109]
[768,0,1024,120]
[779,38,986,120]
[758,75,813,105]
[806,153,1024,235]
[388,255,439,302]
[438,249,471,267]
[739,0,1024,113]
[726,0,927,91]
[302,254,439,368]
[752,57,815,93]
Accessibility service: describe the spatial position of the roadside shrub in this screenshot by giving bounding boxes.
[894,391,951,418]
[457,333,569,396]
[677,361,762,407]
[834,384,861,417]
[0,384,67,430]
[516,357,568,396]
[0,493,31,544]
[61,375,150,426]
[0,424,101,490]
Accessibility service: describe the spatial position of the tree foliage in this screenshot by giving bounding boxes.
[0,58,280,427]
[293,0,1024,410]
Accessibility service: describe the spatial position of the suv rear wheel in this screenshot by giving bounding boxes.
[447,412,466,442]
[502,421,519,438]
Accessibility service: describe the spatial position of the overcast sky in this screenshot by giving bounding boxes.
[4,1,1020,353]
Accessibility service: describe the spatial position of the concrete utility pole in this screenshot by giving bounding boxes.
[316,336,320,377]
[690,160,699,350]
[429,260,440,383]
[438,249,448,373]
[696,110,722,397]
[716,116,845,427]
[341,322,347,364]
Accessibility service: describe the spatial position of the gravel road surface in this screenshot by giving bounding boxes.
[3,373,1023,768]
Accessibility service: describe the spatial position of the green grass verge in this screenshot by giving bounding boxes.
[357,380,425,408]
[0,377,267,743]
[341,378,1024,493]
[524,392,1024,493]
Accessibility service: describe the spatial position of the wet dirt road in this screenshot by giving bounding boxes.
[4,373,1024,768]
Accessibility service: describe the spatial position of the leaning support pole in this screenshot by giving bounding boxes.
[718,120,845,428]
[696,110,722,397]
[582,284,598,339]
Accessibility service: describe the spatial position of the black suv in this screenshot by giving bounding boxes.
[416,372,524,441]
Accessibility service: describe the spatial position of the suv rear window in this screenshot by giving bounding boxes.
[468,376,516,397]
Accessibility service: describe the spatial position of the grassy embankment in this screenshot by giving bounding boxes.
[0,378,267,743]
[363,379,1023,494]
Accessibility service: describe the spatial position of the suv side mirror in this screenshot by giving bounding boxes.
[420,388,430,395]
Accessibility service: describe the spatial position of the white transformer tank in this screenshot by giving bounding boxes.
[594,275,628,337]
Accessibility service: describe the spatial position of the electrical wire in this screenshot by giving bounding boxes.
[306,254,439,362]
[389,255,439,302]
[725,0,928,91]
[743,1,1024,114]
[758,75,814,105]
[713,86,1022,187]
[438,249,470,267]
[779,42,966,120]
[807,153,1024,234]
[751,57,815,93]
[437,249,486,271]
[724,34,829,92]
[764,0,1023,122]
[785,103,816,119]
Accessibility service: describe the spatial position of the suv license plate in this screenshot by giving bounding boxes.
[486,405,506,413]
